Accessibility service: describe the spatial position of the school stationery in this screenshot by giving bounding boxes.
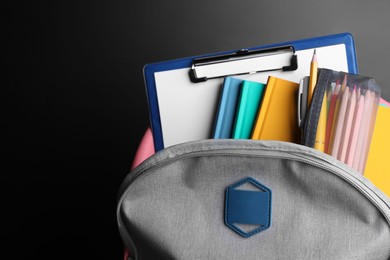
[251,76,300,143]
[356,90,378,173]
[145,33,358,151]
[338,86,357,161]
[297,76,309,127]
[310,52,327,152]
[119,32,390,260]
[330,76,349,158]
[352,90,373,170]
[232,81,265,139]
[346,90,365,166]
[308,50,318,108]
[324,81,340,153]
[213,77,243,139]
[302,69,381,174]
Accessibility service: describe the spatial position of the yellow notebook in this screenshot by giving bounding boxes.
[364,105,390,197]
[251,76,300,143]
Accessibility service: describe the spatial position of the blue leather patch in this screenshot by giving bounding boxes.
[225,177,272,238]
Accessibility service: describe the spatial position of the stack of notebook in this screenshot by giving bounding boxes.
[213,76,301,144]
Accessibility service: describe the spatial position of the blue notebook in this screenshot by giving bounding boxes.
[213,77,243,139]
[144,33,358,151]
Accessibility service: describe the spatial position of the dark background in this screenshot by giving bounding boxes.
[3,0,390,259]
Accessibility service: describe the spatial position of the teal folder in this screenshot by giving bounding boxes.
[232,81,265,139]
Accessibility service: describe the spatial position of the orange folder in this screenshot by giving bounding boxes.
[251,76,300,143]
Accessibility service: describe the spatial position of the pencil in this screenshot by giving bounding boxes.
[308,49,318,108]
[346,88,365,167]
[326,82,336,112]
[353,90,371,171]
[338,86,357,162]
[330,82,349,158]
[358,91,377,173]
[314,91,327,152]
[325,82,340,153]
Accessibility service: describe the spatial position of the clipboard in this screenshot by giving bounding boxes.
[144,33,358,151]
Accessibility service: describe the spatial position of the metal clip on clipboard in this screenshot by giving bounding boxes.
[189,45,298,83]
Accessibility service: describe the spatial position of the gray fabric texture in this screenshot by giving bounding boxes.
[117,140,390,260]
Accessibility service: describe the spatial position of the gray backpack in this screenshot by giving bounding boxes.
[117,140,390,259]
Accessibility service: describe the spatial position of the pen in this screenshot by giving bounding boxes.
[298,76,309,127]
